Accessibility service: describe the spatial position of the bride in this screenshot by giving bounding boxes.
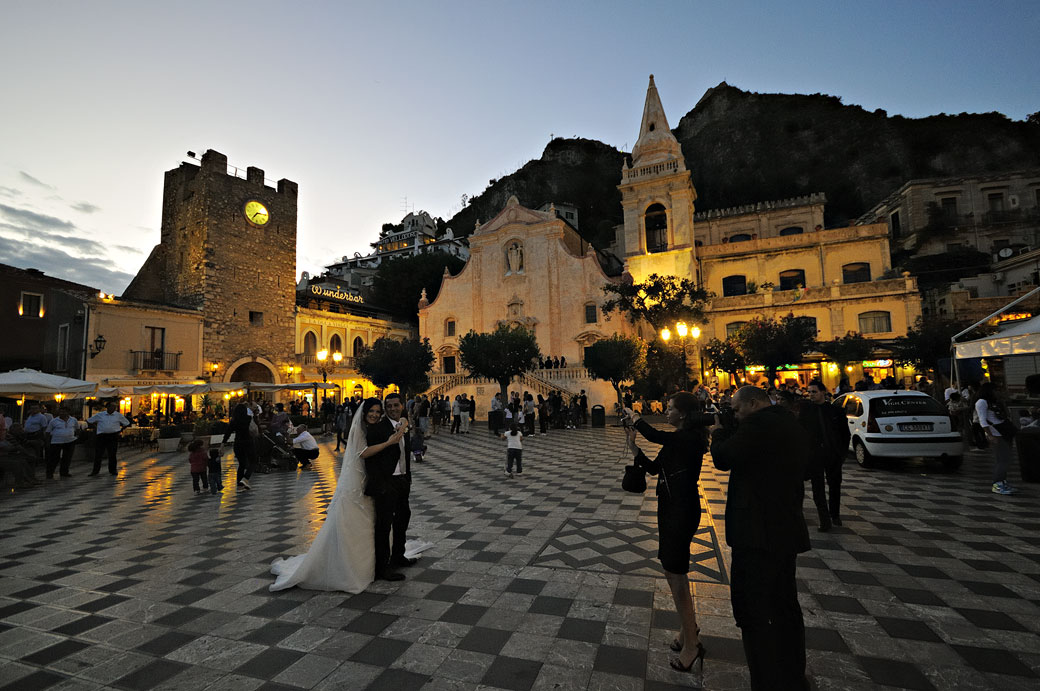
[270,398,393,592]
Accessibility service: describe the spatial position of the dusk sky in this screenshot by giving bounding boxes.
[1,1,1037,293]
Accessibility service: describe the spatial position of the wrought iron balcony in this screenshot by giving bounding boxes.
[131,350,181,371]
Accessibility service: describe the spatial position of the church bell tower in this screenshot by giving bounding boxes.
[617,75,699,283]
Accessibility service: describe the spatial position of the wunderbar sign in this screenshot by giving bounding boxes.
[310,286,364,304]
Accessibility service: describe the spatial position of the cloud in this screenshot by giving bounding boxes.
[0,203,75,232]
[71,201,101,214]
[0,236,134,293]
[0,186,21,198]
[113,244,144,255]
[19,171,55,189]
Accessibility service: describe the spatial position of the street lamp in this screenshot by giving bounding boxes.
[315,349,341,384]
[660,321,702,390]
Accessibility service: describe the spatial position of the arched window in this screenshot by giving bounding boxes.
[722,275,747,297]
[644,203,668,253]
[303,331,317,356]
[779,226,803,236]
[726,321,748,337]
[729,233,752,243]
[778,269,806,291]
[858,311,892,334]
[352,336,365,356]
[445,319,456,337]
[842,262,871,284]
[329,334,342,354]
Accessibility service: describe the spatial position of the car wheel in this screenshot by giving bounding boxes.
[942,455,963,470]
[854,439,874,468]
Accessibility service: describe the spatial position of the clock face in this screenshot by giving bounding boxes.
[244,200,270,226]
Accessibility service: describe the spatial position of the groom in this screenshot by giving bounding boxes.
[364,394,414,581]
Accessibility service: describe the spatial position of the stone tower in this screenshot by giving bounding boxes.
[124,149,297,382]
[617,75,699,283]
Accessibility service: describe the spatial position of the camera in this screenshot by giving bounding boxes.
[717,408,738,429]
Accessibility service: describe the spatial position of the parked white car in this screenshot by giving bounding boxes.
[833,390,963,469]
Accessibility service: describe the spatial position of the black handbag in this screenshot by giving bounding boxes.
[622,464,647,493]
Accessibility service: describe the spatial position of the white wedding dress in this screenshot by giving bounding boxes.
[269,412,375,592]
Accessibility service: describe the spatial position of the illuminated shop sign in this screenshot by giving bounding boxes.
[310,286,364,304]
[862,359,893,368]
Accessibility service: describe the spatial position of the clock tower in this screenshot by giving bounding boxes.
[124,149,298,382]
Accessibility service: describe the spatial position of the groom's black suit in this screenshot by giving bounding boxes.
[364,417,410,575]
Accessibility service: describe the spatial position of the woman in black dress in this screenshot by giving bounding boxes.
[221,403,258,490]
[625,391,711,673]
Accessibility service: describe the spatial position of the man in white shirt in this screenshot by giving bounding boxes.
[87,402,130,476]
[45,408,79,478]
[291,424,319,468]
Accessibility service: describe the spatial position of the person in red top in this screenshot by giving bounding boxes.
[187,439,209,495]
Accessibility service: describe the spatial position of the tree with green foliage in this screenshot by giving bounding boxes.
[355,337,435,396]
[734,314,819,385]
[632,339,686,400]
[583,335,647,411]
[601,273,711,331]
[370,251,466,323]
[702,338,747,382]
[458,325,541,400]
[891,317,973,383]
[815,331,876,371]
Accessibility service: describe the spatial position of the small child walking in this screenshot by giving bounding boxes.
[499,422,523,478]
[187,440,209,495]
[411,423,427,464]
[208,447,223,494]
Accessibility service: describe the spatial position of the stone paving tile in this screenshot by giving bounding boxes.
[1,429,1038,689]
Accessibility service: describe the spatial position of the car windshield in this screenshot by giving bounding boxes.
[872,396,947,417]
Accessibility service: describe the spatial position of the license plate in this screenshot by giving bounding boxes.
[899,423,933,432]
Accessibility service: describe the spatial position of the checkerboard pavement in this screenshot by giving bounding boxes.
[1,422,1038,690]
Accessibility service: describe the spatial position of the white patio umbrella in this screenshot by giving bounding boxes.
[0,368,98,422]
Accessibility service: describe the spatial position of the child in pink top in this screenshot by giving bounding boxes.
[187,439,209,495]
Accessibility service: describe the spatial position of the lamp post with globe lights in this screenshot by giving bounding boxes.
[660,321,701,391]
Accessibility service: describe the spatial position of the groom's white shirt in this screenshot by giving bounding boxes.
[389,417,406,476]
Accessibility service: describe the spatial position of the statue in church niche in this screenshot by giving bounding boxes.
[506,242,524,275]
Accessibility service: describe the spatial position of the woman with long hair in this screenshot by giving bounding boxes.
[221,403,258,490]
[625,391,712,673]
[269,397,386,592]
[976,382,1020,495]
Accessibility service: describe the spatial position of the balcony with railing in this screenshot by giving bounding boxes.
[295,353,356,370]
[131,350,182,371]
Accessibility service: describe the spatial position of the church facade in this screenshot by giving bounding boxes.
[418,197,624,406]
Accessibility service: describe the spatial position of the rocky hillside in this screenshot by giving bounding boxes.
[444,83,1040,249]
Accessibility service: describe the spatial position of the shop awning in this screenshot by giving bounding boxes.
[954,315,1040,359]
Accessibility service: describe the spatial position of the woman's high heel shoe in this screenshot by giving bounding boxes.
[669,627,701,652]
[669,642,706,673]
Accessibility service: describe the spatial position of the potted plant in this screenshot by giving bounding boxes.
[158,425,182,453]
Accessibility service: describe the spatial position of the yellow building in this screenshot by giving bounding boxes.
[614,75,923,389]
[82,294,205,415]
[293,282,416,402]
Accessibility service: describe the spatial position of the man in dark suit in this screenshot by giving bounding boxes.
[711,385,811,691]
[363,397,409,581]
[382,393,417,570]
[797,379,851,531]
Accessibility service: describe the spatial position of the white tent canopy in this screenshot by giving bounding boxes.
[954,314,1040,359]
[92,381,338,398]
[0,369,98,397]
